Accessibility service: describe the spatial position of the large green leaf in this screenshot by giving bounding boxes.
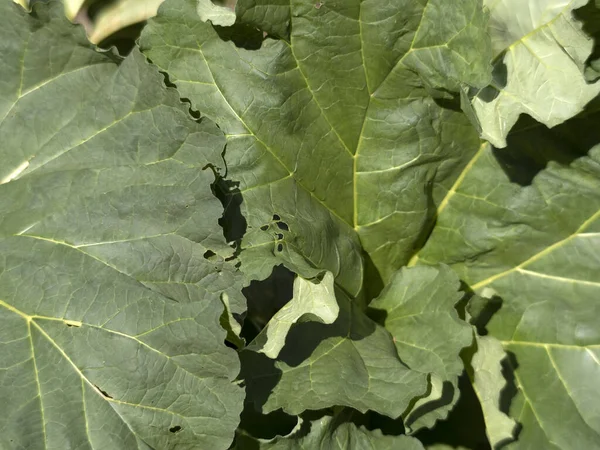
[240,289,427,417]
[469,335,517,448]
[414,113,600,448]
[235,414,426,450]
[369,265,473,432]
[468,0,600,147]
[0,2,243,448]
[140,0,492,288]
[236,0,289,38]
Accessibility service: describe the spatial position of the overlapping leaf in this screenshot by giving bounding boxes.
[87,0,166,43]
[469,335,517,449]
[240,290,427,417]
[140,0,492,288]
[414,112,600,448]
[248,272,339,358]
[369,265,473,431]
[235,414,426,450]
[0,2,243,448]
[468,0,600,147]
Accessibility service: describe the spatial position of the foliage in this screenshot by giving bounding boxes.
[2,0,599,449]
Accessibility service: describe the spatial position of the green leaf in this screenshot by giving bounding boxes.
[235,0,290,38]
[469,335,517,448]
[470,0,600,147]
[241,290,427,417]
[88,0,166,43]
[0,2,243,448]
[248,272,339,358]
[140,0,492,287]
[369,265,473,432]
[235,414,426,450]
[197,0,236,26]
[415,121,600,447]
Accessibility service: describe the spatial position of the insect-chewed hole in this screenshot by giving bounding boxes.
[169,426,182,433]
[260,224,269,231]
[276,243,283,252]
[203,250,217,260]
[272,214,281,221]
[276,221,289,231]
[94,385,113,399]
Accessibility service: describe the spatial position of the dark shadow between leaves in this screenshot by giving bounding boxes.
[467,293,503,336]
[276,304,361,367]
[433,91,462,112]
[214,179,247,245]
[455,280,477,322]
[404,380,455,431]
[363,251,385,303]
[496,351,522,449]
[415,372,491,450]
[574,1,600,81]
[365,306,387,326]
[349,409,406,436]
[97,22,146,55]
[238,400,298,440]
[499,351,519,415]
[214,23,264,50]
[238,350,283,413]
[240,265,295,343]
[477,60,508,103]
[462,324,521,449]
[494,97,600,186]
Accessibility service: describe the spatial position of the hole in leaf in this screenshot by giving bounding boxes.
[272,214,281,221]
[215,179,247,244]
[203,250,217,260]
[260,225,269,231]
[94,385,113,399]
[276,243,283,252]
[276,221,289,231]
[179,98,201,119]
[169,426,182,433]
[276,233,283,240]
